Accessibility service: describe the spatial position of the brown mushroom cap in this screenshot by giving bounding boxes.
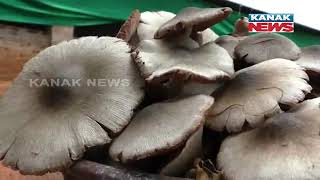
[135,39,234,83]
[0,36,144,174]
[206,59,311,133]
[296,45,320,74]
[154,7,232,39]
[116,10,141,42]
[218,97,320,180]
[234,33,301,64]
[109,95,214,163]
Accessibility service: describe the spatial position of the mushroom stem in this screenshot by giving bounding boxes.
[63,160,192,180]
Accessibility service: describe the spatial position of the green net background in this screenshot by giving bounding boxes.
[0,0,319,47]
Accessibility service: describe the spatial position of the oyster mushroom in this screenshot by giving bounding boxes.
[215,17,249,57]
[234,33,301,64]
[218,97,320,180]
[135,39,234,84]
[296,45,320,74]
[137,9,219,45]
[116,10,141,42]
[154,7,232,40]
[206,59,311,133]
[0,36,144,174]
[109,95,214,176]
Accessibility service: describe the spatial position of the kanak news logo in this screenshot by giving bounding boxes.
[248,14,294,32]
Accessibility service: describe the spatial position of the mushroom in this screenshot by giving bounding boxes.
[135,39,234,84]
[217,97,320,180]
[137,9,219,46]
[137,11,176,42]
[116,9,141,43]
[215,17,248,69]
[296,45,320,74]
[234,33,301,64]
[154,7,232,40]
[206,59,311,133]
[109,95,214,176]
[0,36,144,174]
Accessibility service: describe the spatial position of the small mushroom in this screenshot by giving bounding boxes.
[116,10,141,42]
[109,95,214,176]
[154,7,232,39]
[234,33,301,64]
[0,36,144,174]
[296,45,320,74]
[217,97,320,180]
[206,59,311,133]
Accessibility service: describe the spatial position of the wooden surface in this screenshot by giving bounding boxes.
[0,24,66,179]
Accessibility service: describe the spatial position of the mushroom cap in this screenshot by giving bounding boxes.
[135,39,234,83]
[137,11,176,41]
[154,7,232,39]
[137,10,218,46]
[206,59,311,133]
[0,36,144,174]
[234,33,301,64]
[215,35,241,59]
[296,45,320,74]
[218,97,320,180]
[109,95,214,163]
[116,10,141,42]
[160,126,203,176]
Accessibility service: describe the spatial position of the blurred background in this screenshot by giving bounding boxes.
[0,0,319,179]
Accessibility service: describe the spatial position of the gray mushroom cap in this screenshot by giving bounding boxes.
[218,97,320,180]
[154,7,232,39]
[215,35,242,59]
[0,36,144,174]
[135,39,234,83]
[109,95,214,163]
[296,45,320,74]
[137,10,218,45]
[206,59,311,133]
[234,33,301,64]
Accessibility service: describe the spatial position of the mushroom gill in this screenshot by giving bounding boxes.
[218,97,320,180]
[0,36,144,174]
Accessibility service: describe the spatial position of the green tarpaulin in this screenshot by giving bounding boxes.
[0,0,319,47]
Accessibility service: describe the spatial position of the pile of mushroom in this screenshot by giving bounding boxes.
[0,6,319,180]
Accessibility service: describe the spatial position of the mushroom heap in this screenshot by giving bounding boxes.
[0,6,320,180]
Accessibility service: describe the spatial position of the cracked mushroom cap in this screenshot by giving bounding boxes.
[296,45,320,74]
[0,36,144,174]
[109,95,214,163]
[135,39,234,83]
[206,59,311,133]
[154,7,232,39]
[218,97,320,180]
[235,33,301,64]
